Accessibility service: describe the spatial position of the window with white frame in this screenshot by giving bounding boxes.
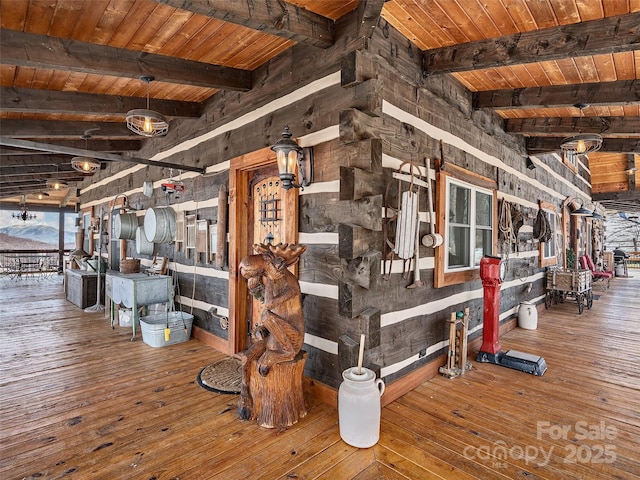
[446,177,494,272]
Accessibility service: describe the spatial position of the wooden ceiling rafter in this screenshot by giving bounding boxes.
[0,28,253,91]
[474,79,640,110]
[0,137,206,174]
[150,0,336,48]
[422,13,640,75]
[0,86,203,119]
[0,0,637,210]
[0,140,142,156]
[0,120,134,139]
[526,137,640,154]
[506,116,640,136]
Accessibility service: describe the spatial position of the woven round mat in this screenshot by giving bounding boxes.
[197,357,242,394]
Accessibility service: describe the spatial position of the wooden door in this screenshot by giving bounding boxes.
[248,168,284,336]
[228,147,299,355]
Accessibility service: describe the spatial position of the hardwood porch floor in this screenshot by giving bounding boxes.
[1,274,639,479]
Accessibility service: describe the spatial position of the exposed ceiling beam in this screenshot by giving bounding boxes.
[593,189,640,204]
[474,80,640,110]
[0,202,76,212]
[0,165,78,176]
[0,137,205,174]
[0,155,105,174]
[1,87,202,119]
[0,28,252,91]
[356,0,386,39]
[17,139,142,152]
[506,117,640,136]
[0,120,135,139]
[0,140,141,160]
[0,172,87,183]
[526,137,640,154]
[151,0,334,48]
[424,13,640,74]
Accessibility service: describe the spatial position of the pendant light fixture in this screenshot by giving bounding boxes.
[13,195,36,222]
[560,103,603,156]
[71,133,101,174]
[567,197,593,217]
[47,179,69,191]
[125,75,169,137]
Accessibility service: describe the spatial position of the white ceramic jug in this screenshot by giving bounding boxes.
[518,301,538,330]
[338,367,385,448]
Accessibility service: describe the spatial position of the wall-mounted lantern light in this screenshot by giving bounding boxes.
[526,156,536,170]
[270,126,313,190]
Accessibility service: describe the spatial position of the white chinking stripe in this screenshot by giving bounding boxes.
[299,281,339,299]
[175,295,229,318]
[383,100,590,203]
[81,73,341,195]
[531,154,591,194]
[298,232,339,244]
[304,333,338,355]
[151,72,342,162]
[299,180,340,195]
[169,260,229,280]
[381,271,546,328]
[381,273,546,377]
[298,124,339,147]
[81,163,146,194]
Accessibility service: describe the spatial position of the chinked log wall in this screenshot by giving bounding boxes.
[78,14,590,398]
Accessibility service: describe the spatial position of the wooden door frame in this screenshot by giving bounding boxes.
[227,147,299,356]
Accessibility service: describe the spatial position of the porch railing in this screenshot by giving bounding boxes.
[0,249,69,278]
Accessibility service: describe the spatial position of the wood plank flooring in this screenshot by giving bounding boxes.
[1,274,639,479]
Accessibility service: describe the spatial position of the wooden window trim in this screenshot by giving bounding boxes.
[538,200,558,268]
[434,167,498,288]
[562,151,579,174]
[80,206,93,256]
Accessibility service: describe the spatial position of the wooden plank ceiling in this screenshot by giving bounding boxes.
[0,0,638,212]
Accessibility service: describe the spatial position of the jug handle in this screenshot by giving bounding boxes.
[376,378,385,397]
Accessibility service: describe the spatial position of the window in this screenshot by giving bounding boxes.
[435,168,497,288]
[538,201,558,267]
[562,151,579,173]
[446,178,494,271]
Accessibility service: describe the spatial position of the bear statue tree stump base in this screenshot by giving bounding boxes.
[248,350,307,429]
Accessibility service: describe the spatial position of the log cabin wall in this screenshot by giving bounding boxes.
[77,13,591,395]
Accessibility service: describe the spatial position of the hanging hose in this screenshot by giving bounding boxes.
[499,199,516,244]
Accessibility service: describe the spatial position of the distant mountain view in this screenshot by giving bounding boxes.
[0,224,75,249]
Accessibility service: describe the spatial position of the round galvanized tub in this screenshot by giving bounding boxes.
[114,212,138,240]
[144,207,176,244]
[136,226,154,255]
